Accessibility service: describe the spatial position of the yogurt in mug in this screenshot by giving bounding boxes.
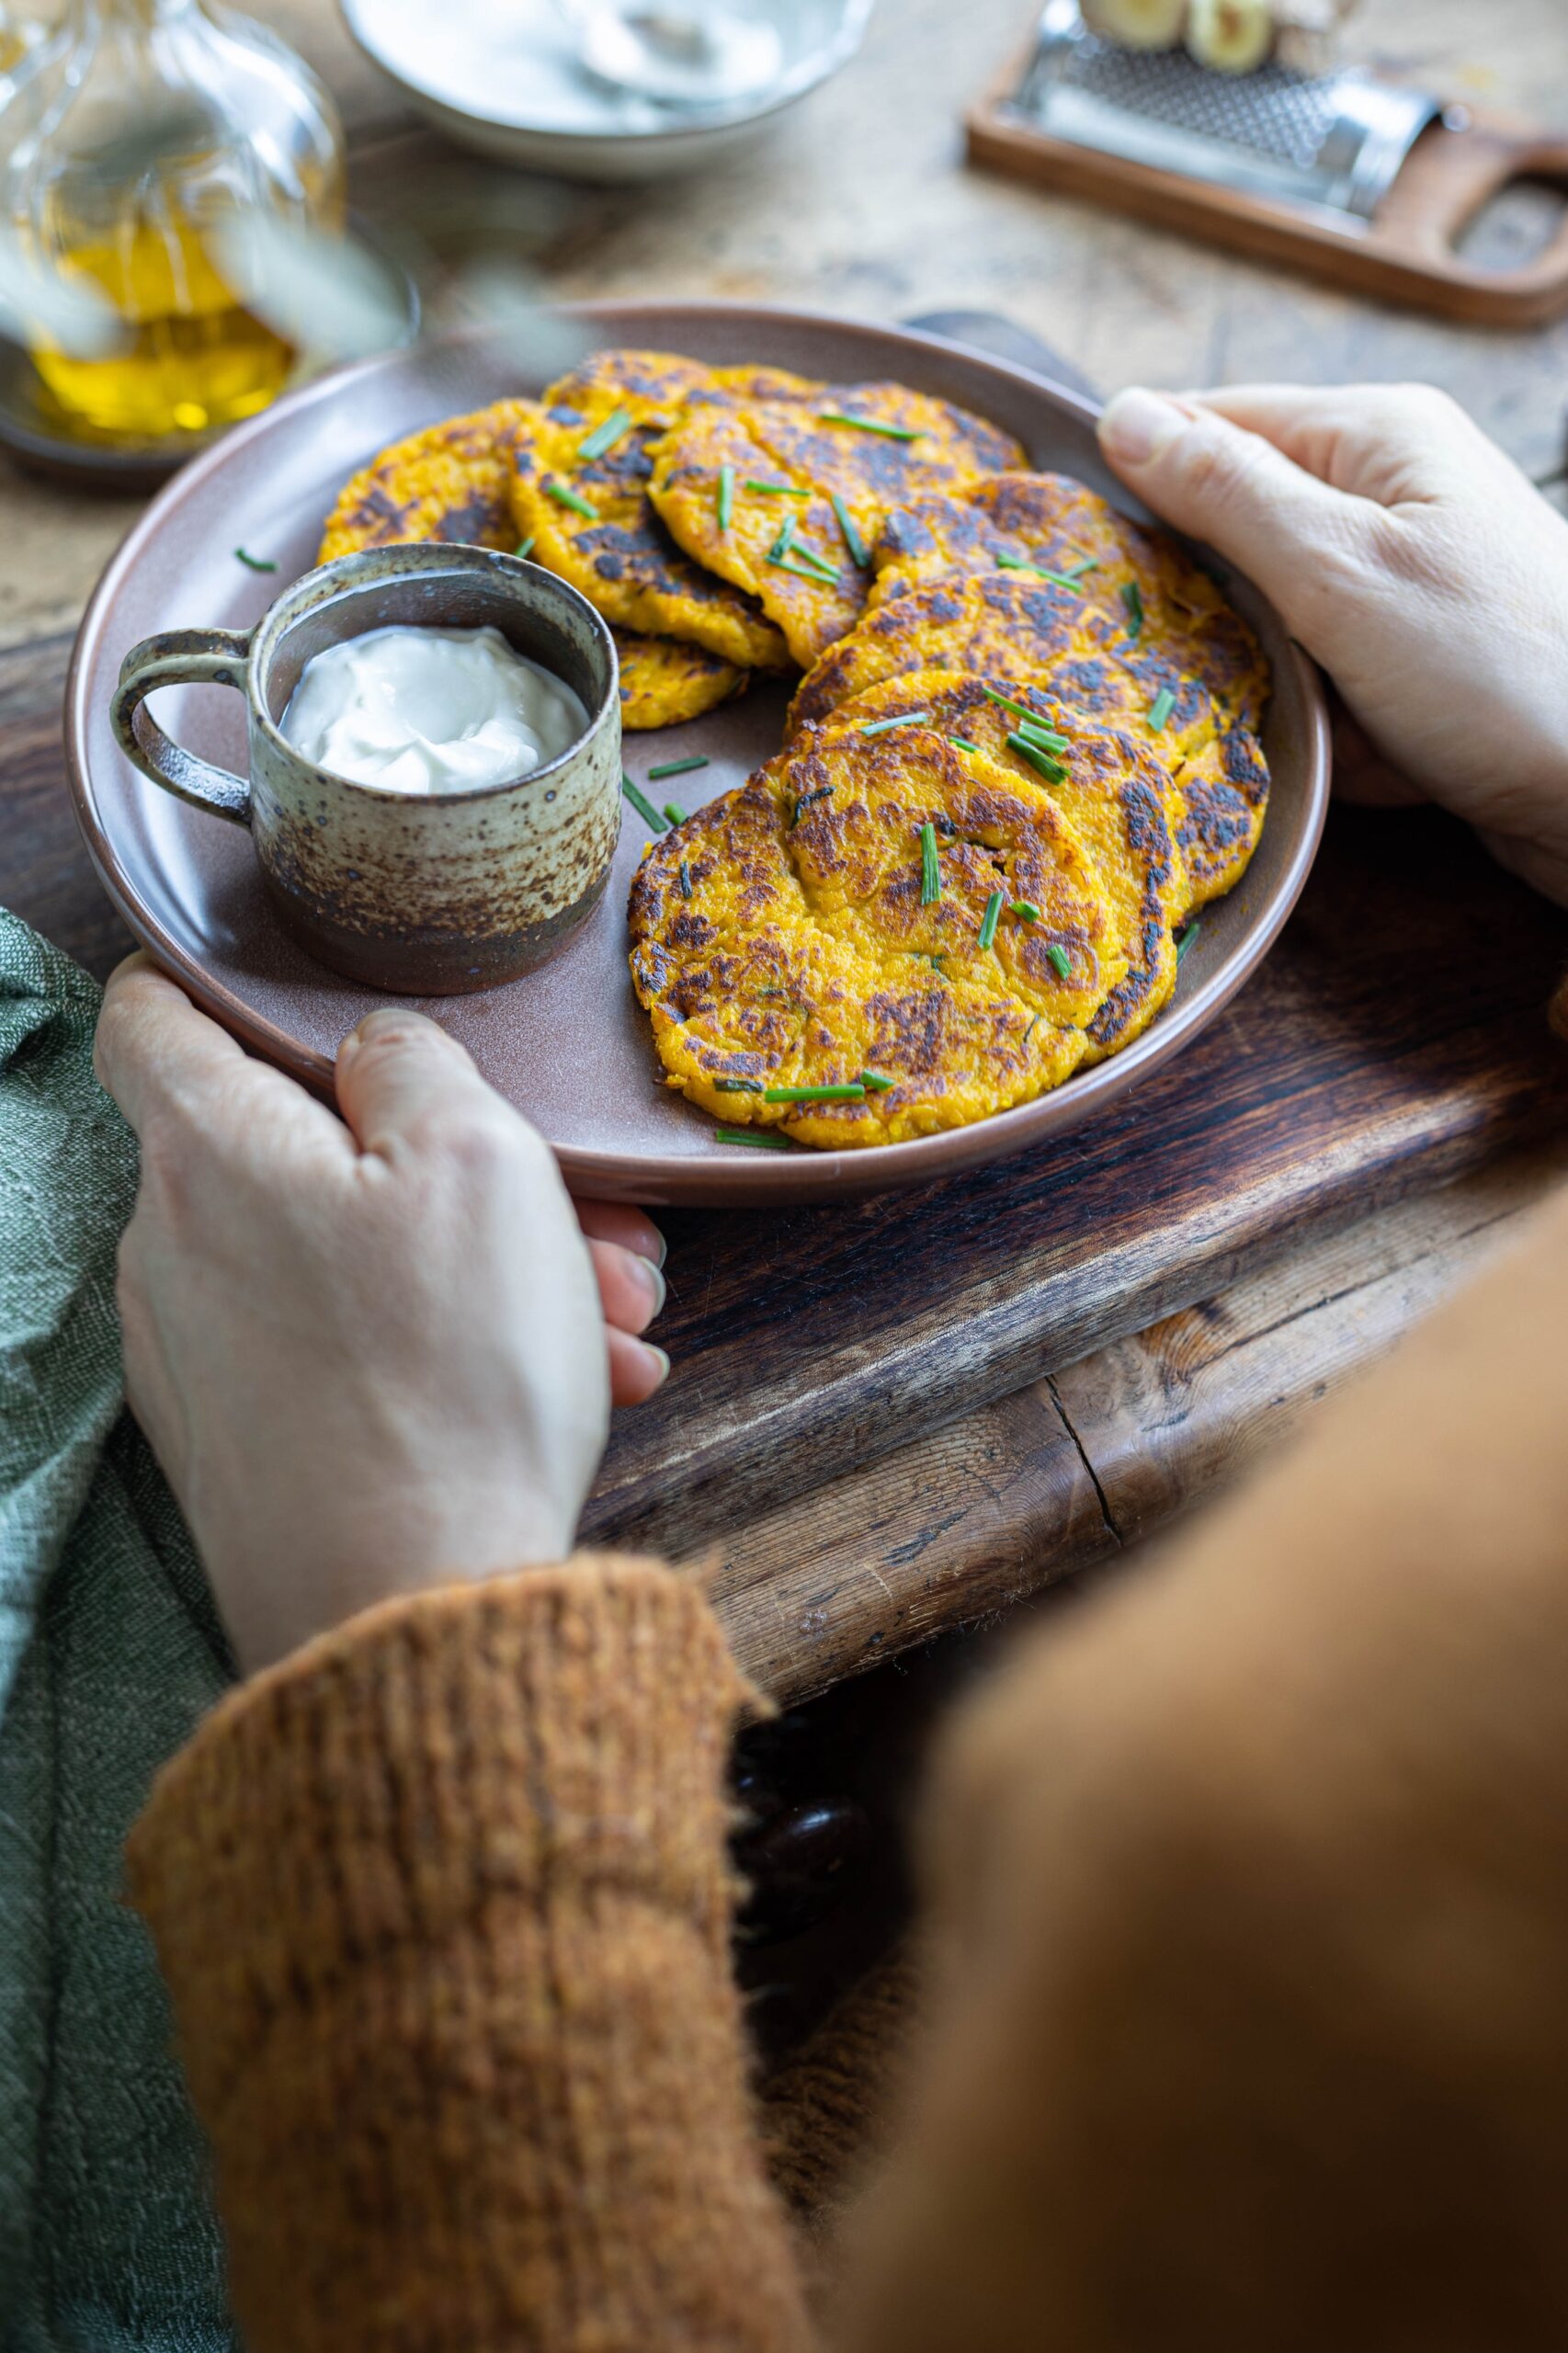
[282,623,589,795]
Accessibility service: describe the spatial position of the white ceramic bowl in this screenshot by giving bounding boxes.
[340,0,876,180]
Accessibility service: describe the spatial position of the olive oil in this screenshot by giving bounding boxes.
[0,0,343,445]
[33,220,292,435]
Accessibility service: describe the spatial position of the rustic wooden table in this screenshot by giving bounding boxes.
[6,0,1568,1706]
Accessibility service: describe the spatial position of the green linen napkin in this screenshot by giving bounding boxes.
[0,910,233,2351]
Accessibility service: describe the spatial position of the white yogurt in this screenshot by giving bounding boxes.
[281,623,588,796]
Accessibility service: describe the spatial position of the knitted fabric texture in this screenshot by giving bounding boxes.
[129,1555,817,2353]
[0,910,233,2351]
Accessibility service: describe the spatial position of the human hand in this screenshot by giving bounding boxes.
[94,956,670,1673]
[1097,381,1568,906]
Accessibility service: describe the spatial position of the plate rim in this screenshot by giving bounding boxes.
[65,298,1332,1204]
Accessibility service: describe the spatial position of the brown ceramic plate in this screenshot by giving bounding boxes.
[66,301,1330,1205]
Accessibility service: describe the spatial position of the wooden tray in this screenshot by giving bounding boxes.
[968,46,1568,326]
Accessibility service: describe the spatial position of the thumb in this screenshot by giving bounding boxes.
[335,1006,504,1157]
[1097,386,1349,621]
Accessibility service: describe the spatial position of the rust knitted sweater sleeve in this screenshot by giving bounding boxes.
[125,1553,815,2353]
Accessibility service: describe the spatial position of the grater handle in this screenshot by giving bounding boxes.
[1379,114,1568,326]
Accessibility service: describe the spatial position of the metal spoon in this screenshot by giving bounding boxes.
[558,0,783,108]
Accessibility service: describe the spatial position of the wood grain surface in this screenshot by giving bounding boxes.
[716,1139,1568,1703]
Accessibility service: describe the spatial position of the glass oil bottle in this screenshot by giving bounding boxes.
[0,0,345,441]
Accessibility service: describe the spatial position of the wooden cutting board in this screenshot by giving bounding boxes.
[10,315,1568,1586]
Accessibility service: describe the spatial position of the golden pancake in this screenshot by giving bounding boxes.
[646,380,1027,670]
[824,669,1187,1059]
[507,350,790,669]
[869,471,1268,727]
[318,398,538,563]
[628,722,1123,1148]
[788,570,1268,910]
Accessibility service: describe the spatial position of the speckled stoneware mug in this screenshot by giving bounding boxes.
[110,543,622,995]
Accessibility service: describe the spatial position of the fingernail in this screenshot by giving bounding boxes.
[1099,387,1187,467]
[644,1344,671,1389]
[641,1257,667,1318]
[353,1007,410,1047]
[650,1222,667,1270]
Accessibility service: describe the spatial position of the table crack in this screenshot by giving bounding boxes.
[1044,1373,1123,1549]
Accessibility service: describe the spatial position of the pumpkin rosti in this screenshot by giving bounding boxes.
[628,721,1123,1148]
[786,569,1268,910]
[646,380,1027,670]
[507,349,790,670]
[869,470,1268,729]
[316,393,744,733]
[824,668,1187,1060]
[318,397,538,563]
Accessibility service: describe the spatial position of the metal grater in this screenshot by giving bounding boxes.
[1010,0,1449,226]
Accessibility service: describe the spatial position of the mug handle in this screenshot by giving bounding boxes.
[110,628,256,826]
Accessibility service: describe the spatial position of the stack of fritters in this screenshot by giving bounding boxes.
[315,347,1274,1148]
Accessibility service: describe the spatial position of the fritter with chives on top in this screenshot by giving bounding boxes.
[628,719,1122,1148]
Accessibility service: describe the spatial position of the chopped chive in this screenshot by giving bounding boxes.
[857,710,933,736]
[791,783,835,824]
[546,477,597,519]
[713,1074,763,1091]
[920,820,940,904]
[1121,580,1145,640]
[515,535,536,559]
[715,1124,792,1149]
[745,477,809,497]
[717,462,734,530]
[1046,943,1073,981]
[1007,732,1068,784]
[767,521,835,580]
[1147,688,1176,732]
[770,553,842,585]
[1023,1012,1042,1047]
[234,547,276,572]
[859,1067,895,1093]
[982,684,1051,725]
[648,754,710,779]
[830,492,870,568]
[978,890,1004,951]
[949,733,982,753]
[1009,899,1040,922]
[1063,555,1099,577]
[819,409,921,440]
[621,774,665,830]
[1013,716,1071,752]
[792,547,841,584]
[678,859,693,900]
[1176,918,1201,965]
[663,801,688,826]
[995,552,1084,591]
[764,1082,867,1102]
[576,404,631,460]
